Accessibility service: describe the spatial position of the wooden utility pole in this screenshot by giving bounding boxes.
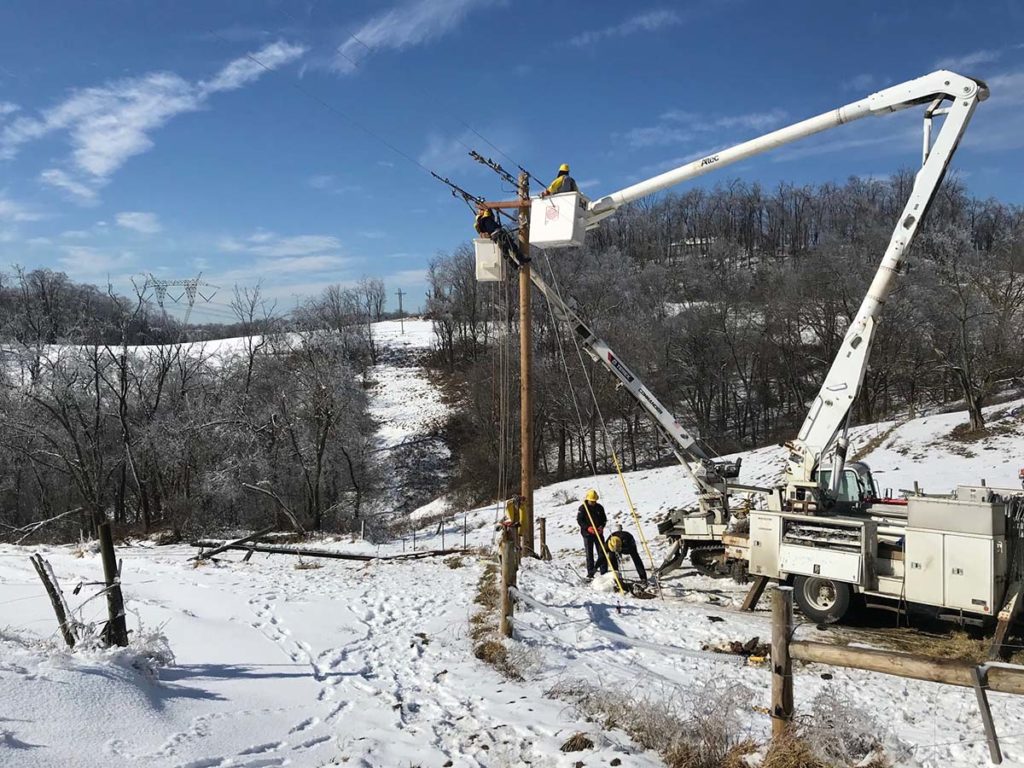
[771,585,794,737]
[518,171,534,555]
[395,288,406,334]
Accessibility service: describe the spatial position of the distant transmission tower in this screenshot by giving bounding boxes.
[145,273,219,327]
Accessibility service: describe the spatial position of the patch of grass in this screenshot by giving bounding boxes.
[443,555,464,569]
[948,420,1020,444]
[851,425,898,463]
[761,728,827,768]
[560,732,594,752]
[293,558,323,570]
[467,559,525,681]
[548,680,892,768]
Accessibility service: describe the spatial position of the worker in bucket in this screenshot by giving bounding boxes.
[540,163,578,198]
[577,489,607,578]
[606,528,648,584]
[474,203,529,269]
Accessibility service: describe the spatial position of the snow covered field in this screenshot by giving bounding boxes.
[2,319,1024,767]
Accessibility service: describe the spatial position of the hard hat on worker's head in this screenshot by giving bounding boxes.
[585,489,599,502]
[558,163,570,173]
[608,534,622,553]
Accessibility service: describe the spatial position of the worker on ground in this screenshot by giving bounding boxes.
[474,203,529,269]
[540,163,578,198]
[577,489,607,578]
[606,528,648,584]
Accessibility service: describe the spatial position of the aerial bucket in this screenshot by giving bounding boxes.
[529,192,587,248]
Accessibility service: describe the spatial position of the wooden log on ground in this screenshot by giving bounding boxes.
[790,641,1024,696]
[190,525,277,561]
[191,540,470,562]
[29,554,77,649]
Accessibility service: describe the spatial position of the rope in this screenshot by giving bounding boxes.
[539,252,659,583]
[508,586,744,665]
[579,499,625,595]
[533,265,623,594]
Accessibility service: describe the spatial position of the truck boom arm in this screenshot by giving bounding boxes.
[580,70,987,486]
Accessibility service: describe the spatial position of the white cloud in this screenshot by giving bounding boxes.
[3,41,306,204]
[251,235,342,258]
[570,10,681,47]
[307,173,362,194]
[60,229,92,239]
[843,73,878,92]
[935,49,1002,71]
[39,168,100,204]
[623,108,788,148]
[418,130,476,173]
[0,194,43,222]
[332,0,495,73]
[219,231,344,259]
[58,245,135,277]
[0,102,18,118]
[116,210,162,234]
[199,40,306,95]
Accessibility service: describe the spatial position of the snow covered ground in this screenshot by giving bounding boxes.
[2,318,1024,767]
[366,319,452,518]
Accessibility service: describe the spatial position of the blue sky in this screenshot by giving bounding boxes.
[1,1,1022,321]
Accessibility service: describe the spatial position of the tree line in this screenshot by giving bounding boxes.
[425,174,1024,503]
[0,273,397,541]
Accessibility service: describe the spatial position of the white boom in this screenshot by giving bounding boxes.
[579,70,987,492]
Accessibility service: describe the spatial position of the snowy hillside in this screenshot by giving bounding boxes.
[2,321,1023,767]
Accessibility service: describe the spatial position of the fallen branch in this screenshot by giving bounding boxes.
[190,524,277,561]
[29,554,77,649]
[5,508,83,544]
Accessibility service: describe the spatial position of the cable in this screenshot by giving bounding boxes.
[539,251,659,583]
[206,28,437,183]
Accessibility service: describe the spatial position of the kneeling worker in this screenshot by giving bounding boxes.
[607,528,647,583]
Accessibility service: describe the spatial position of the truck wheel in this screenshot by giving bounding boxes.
[793,576,851,624]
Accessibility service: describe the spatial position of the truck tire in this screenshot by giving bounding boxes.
[793,575,851,624]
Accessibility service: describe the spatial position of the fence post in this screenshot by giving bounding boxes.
[98,522,129,647]
[442,520,446,550]
[500,527,515,637]
[539,517,551,561]
[412,527,416,551]
[771,585,794,737]
[463,513,468,549]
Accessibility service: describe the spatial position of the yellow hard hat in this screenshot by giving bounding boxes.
[585,489,598,502]
[608,535,622,553]
[558,163,570,173]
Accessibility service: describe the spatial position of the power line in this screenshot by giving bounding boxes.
[206,27,437,182]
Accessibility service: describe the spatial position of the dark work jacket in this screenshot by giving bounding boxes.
[474,208,500,237]
[607,530,638,555]
[577,501,607,535]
